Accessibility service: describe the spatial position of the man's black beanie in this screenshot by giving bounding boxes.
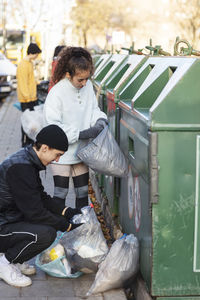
[36,125,68,151]
[27,43,42,55]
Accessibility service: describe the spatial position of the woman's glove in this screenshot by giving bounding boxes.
[79,118,108,139]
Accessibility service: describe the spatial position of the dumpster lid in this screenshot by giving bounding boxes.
[130,56,200,130]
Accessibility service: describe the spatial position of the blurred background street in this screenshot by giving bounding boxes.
[0,0,199,87]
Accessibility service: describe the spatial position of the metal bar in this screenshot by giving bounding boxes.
[149,132,159,204]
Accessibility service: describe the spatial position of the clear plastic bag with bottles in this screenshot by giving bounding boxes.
[35,231,82,278]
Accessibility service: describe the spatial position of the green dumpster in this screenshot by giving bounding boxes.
[93,53,112,80]
[103,54,147,214]
[106,54,147,140]
[118,56,200,298]
[92,54,128,193]
[92,54,102,69]
[93,54,128,113]
[92,54,114,190]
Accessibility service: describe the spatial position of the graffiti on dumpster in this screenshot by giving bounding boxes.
[128,167,134,219]
[128,167,141,231]
[134,176,141,232]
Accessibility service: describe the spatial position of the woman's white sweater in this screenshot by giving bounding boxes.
[43,78,107,164]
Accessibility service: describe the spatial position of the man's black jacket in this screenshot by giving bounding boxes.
[0,145,68,231]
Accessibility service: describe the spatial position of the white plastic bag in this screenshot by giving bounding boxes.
[60,222,109,274]
[71,205,98,225]
[77,126,128,177]
[87,234,139,296]
[21,104,44,141]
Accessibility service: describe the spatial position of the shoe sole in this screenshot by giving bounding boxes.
[0,277,32,287]
[21,269,36,276]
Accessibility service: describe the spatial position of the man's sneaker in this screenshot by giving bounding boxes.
[0,263,32,287]
[16,262,36,275]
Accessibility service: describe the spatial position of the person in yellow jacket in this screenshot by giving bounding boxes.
[17,43,42,147]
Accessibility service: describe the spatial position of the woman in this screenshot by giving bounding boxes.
[48,45,65,92]
[44,47,107,209]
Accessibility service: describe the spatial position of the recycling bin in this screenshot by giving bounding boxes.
[103,54,147,214]
[92,54,102,69]
[92,54,113,190]
[93,53,112,78]
[93,53,112,112]
[92,54,128,195]
[106,54,147,141]
[118,56,200,299]
[93,54,128,113]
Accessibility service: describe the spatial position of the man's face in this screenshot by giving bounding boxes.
[39,146,64,166]
[30,53,39,60]
[66,69,91,89]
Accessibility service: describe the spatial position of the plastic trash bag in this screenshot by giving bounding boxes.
[77,126,128,177]
[60,222,109,274]
[35,231,82,278]
[71,205,98,225]
[86,234,139,296]
[13,101,21,111]
[21,104,44,141]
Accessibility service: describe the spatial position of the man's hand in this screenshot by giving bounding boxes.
[64,207,82,220]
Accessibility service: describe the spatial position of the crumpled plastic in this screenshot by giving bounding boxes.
[77,125,128,177]
[60,222,109,274]
[21,104,44,141]
[35,232,82,278]
[86,234,139,296]
[71,205,98,225]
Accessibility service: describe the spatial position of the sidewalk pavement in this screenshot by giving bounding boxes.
[0,92,127,300]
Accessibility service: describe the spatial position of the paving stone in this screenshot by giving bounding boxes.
[21,279,75,298]
[72,279,101,298]
[48,297,102,300]
[103,289,127,299]
[1,298,47,300]
[48,298,80,300]
[0,280,20,297]
[77,273,96,281]
[33,265,47,281]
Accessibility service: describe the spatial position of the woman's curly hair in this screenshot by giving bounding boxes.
[52,47,94,84]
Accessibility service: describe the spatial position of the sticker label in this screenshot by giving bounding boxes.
[134,176,141,232]
[128,167,134,219]
[128,167,141,231]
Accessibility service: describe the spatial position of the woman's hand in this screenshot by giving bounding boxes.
[79,118,108,139]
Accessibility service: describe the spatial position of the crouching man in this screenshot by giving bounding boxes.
[0,125,82,287]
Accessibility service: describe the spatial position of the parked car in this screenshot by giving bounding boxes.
[0,52,16,99]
